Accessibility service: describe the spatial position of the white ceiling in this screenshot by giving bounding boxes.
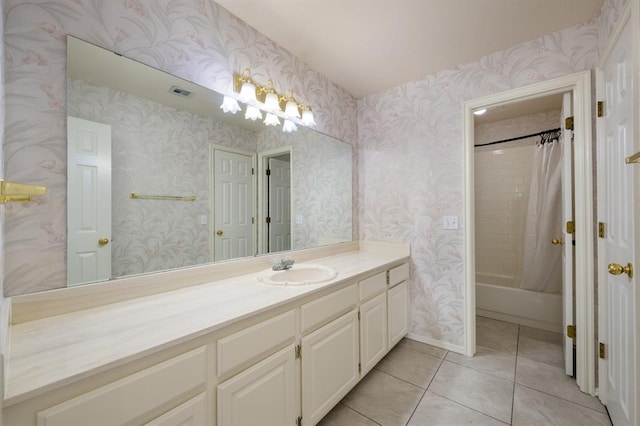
[214,0,603,98]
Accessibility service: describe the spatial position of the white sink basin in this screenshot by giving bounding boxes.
[258,264,337,286]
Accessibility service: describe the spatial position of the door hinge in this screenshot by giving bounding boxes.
[295,344,302,359]
[565,116,574,130]
[266,217,271,224]
[599,342,606,359]
[386,271,390,285]
[598,222,606,238]
[296,416,303,426]
[358,311,361,320]
[567,325,576,339]
[251,167,255,175]
[358,362,362,373]
[252,217,255,225]
[266,168,271,176]
[597,101,605,117]
[566,221,575,235]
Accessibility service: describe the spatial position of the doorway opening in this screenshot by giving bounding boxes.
[463,71,595,394]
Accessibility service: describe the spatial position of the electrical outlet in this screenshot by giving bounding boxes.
[443,215,459,230]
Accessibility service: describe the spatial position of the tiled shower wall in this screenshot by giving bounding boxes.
[474,110,561,288]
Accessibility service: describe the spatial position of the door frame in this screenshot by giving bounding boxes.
[257,146,293,255]
[209,144,257,261]
[462,71,596,394]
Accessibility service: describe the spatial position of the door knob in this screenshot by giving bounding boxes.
[607,262,633,278]
[98,237,109,246]
[551,238,564,245]
[216,230,223,236]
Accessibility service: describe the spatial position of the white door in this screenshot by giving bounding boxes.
[268,158,291,253]
[301,310,359,425]
[560,93,575,376]
[213,149,254,261]
[67,116,112,286]
[598,15,636,426]
[217,345,296,426]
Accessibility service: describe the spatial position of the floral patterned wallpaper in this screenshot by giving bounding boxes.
[357,0,627,349]
[2,0,357,296]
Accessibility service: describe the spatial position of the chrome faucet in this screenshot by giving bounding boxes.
[272,258,295,271]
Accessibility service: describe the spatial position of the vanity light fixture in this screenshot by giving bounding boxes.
[220,96,241,114]
[264,113,281,126]
[245,105,263,121]
[473,108,487,115]
[301,106,316,127]
[219,68,316,132]
[283,119,297,133]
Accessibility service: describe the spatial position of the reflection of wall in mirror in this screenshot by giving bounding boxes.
[68,79,258,277]
[257,128,352,250]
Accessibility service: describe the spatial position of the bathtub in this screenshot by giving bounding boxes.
[476,280,562,333]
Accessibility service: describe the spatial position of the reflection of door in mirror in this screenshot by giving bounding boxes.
[67,117,112,286]
[212,147,256,262]
[267,157,291,253]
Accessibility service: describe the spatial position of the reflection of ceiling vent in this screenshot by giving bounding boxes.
[169,85,192,97]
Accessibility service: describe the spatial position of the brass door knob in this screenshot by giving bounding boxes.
[216,230,223,236]
[551,238,564,245]
[608,262,633,278]
[98,237,109,246]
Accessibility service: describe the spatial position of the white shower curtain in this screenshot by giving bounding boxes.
[521,139,563,293]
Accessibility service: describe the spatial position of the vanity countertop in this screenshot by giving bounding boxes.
[3,241,409,405]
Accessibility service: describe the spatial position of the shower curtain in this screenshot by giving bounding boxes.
[521,138,563,293]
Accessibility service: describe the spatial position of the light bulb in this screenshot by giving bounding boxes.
[220,96,241,114]
[283,119,297,133]
[239,81,257,103]
[284,99,301,118]
[301,107,316,126]
[245,105,262,121]
[473,108,487,115]
[264,113,280,126]
[264,92,280,112]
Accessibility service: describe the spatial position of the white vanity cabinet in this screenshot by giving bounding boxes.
[387,263,410,348]
[358,272,388,376]
[217,344,297,426]
[35,347,207,426]
[301,310,359,425]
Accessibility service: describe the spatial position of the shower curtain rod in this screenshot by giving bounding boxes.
[474,127,561,148]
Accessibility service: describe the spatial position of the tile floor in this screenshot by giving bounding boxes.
[318,316,612,426]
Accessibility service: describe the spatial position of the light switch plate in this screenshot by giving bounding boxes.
[443,215,459,230]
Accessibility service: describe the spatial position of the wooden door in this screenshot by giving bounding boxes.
[598,13,637,426]
[388,281,409,348]
[67,116,112,286]
[213,149,254,261]
[268,158,291,253]
[360,292,388,376]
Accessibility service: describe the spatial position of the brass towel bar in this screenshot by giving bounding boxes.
[0,181,47,204]
[130,192,196,202]
[625,151,640,164]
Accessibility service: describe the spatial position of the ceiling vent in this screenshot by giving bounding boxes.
[169,85,192,97]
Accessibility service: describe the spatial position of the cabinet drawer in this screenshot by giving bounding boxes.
[358,271,387,301]
[218,310,295,377]
[37,347,206,426]
[301,284,357,335]
[145,393,206,426]
[388,263,409,287]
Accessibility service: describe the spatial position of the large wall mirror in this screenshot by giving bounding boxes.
[66,36,352,287]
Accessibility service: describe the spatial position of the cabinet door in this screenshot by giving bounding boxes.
[218,344,296,426]
[144,393,206,426]
[360,292,388,375]
[388,280,409,348]
[302,310,359,426]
